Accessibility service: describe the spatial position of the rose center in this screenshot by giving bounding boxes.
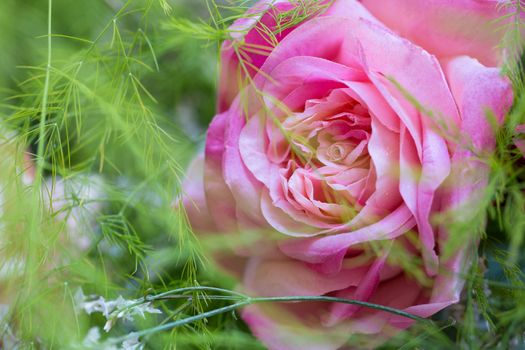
[327,142,351,162]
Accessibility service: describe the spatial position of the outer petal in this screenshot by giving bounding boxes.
[218,0,381,111]
[445,56,512,152]
[416,128,450,273]
[395,248,466,328]
[182,153,217,232]
[242,304,349,350]
[409,55,514,328]
[278,204,416,264]
[360,0,512,66]
[203,93,269,232]
[218,0,297,111]
[441,56,511,235]
[243,256,371,297]
[325,248,390,326]
[204,112,239,231]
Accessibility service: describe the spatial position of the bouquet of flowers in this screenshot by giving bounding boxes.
[1,1,525,349]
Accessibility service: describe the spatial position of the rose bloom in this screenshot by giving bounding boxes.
[183,1,513,349]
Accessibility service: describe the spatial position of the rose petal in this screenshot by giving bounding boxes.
[278,204,416,263]
[222,101,268,228]
[181,154,216,232]
[218,0,298,111]
[204,112,238,231]
[324,245,391,326]
[244,256,371,297]
[360,0,512,66]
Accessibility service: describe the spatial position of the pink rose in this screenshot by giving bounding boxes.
[183,1,513,349]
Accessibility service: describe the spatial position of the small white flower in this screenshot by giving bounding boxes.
[103,318,116,333]
[75,289,161,332]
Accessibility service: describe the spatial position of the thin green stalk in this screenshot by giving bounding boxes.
[36,0,53,180]
[250,296,427,322]
[109,300,251,344]
[18,0,53,330]
[25,0,52,272]
[110,290,430,344]
[148,286,247,300]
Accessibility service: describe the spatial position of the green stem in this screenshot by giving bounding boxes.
[109,300,251,344]
[109,290,430,344]
[36,0,53,180]
[23,0,53,299]
[250,296,426,322]
[148,286,247,300]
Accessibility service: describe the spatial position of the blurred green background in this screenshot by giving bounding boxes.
[0,0,241,348]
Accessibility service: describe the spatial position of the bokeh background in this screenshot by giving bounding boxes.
[0,0,245,348]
